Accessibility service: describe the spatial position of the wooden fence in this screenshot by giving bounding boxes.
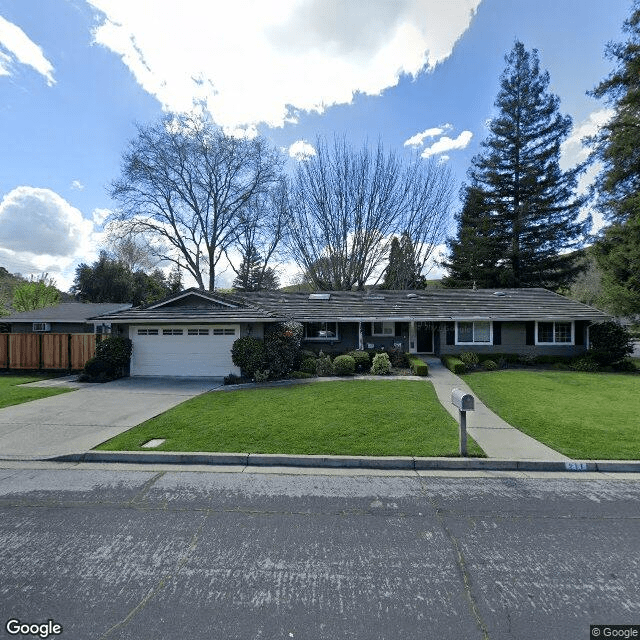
[0,333,97,371]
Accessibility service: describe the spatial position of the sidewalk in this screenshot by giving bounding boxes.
[422,357,569,461]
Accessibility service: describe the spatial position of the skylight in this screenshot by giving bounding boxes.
[308,293,331,301]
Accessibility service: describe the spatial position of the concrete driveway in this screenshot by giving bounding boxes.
[0,376,223,458]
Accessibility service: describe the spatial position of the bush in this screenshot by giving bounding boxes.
[224,373,249,385]
[79,356,112,382]
[589,321,634,366]
[614,358,638,373]
[316,352,334,376]
[300,349,317,360]
[483,359,498,371]
[333,354,356,376]
[289,371,315,379]
[264,321,304,378]
[347,350,370,373]
[408,356,428,376]
[442,355,466,375]
[254,369,271,382]
[371,352,391,375]
[570,356,600,372]
[459,352,479,368]
[300,357,318,375]
[231,336,266,378]
[387,349,409,369]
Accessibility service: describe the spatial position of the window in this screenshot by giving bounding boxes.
[536,321,573,345]
[137,328,158,335]
[187,329,209,336]
[32,323,50,332]
[372,321,394,336]
[304,322,338,340]
[456,321,492,345]
[162,329,183,336]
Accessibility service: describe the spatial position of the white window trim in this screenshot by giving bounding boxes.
[455,321,493,346]
[535,320,575,346]
[372,321,395,337]
[303,321,339,341]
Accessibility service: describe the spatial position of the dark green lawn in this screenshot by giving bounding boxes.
[97,379,485,457]
[463,370,640,459]
[0,375,71,409]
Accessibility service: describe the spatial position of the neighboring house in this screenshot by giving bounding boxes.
[93,287,609,378]
[3,303,133,334]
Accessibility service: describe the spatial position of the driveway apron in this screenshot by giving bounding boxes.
[0,377,222,458]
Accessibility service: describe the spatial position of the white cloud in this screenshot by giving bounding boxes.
[88,0,481,129]
[289,139,317,160]
[71,180,84,191]
[404,124,452,147]
[0,16,55,86]
[0,187,100,290]
[421,130,473,158]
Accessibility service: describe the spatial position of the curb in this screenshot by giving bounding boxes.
[29,450,640,473]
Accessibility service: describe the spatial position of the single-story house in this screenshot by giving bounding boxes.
[3,302,132,334]
[92,287,610,378]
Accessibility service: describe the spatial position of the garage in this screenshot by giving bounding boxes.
[130,325,240,377]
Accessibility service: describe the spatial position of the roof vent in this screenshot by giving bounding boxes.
[493,291,507,297]
[308,293,331,301]
[406,293,419,299]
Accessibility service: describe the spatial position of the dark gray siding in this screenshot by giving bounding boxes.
[10,322,92,334]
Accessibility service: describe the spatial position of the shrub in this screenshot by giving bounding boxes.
[231,336,266,378]
[347,350,370,373]
[519,353,538,366]
[459,352,479,368]
[79,356,112,382]
[300,349,317,360]
[333,354,356,376]
[589,321,634,366]
[570,356,600,372]
[316,352,334,376]
[408,356,428,376]
[614,358,638,373]
[483,359,498,371]
[264,321,304,378]
[224,373,247,385]
[371,352,391,375]
[441,355,466,375]
[388,349,409,368]
[289,371,315,379]
[254,369,271,382]
[300,357,318,375]
[551,362,571,371]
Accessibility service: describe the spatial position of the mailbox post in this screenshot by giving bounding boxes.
[451,388,474,456]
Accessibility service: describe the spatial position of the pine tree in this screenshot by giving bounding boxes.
[382,232,425,289]
[589,2,640,314]
[444,41,588,290]
[233,244,280,292]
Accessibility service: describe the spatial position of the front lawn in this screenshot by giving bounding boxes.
[0,375,72,409]
[463,370,640,459]
[97,380,485,457]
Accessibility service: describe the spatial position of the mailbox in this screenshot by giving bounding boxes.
[451,389,474,411]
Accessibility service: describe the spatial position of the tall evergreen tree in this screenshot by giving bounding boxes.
[381,232,425,289]
[232,244,280,292]
[589,2,640,314]
[444,41,588,289]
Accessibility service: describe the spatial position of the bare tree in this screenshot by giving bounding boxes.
[226,177,288,290]
[110,113,284,290]
[286,137,453,290]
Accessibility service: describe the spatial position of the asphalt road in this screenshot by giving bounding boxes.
[0,466,639,640]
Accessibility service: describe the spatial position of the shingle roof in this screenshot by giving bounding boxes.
[239,288,610,322]
[94,287,609,324]
[4,302,132,323]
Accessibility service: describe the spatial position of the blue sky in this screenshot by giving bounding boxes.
[0,0,632,291]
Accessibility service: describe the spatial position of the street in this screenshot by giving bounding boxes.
[0,465,639,640]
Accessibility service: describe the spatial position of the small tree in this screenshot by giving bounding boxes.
[231,336,266,378]
[588,321,633,365]
[263,321,303,378]
[13,275,60,312]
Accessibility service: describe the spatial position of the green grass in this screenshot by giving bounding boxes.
[96,380,485,457]
[462,370,640,459]
[0,375,71,409]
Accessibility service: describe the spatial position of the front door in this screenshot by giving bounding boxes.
[416,323,433,353]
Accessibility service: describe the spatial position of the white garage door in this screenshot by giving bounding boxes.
[130,325,240,377]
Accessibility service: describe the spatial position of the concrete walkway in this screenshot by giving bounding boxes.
[422,357,569,461]
[0,376,223,458]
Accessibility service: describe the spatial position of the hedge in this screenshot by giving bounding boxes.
[408,355,429,376]
[441,355,466,374]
